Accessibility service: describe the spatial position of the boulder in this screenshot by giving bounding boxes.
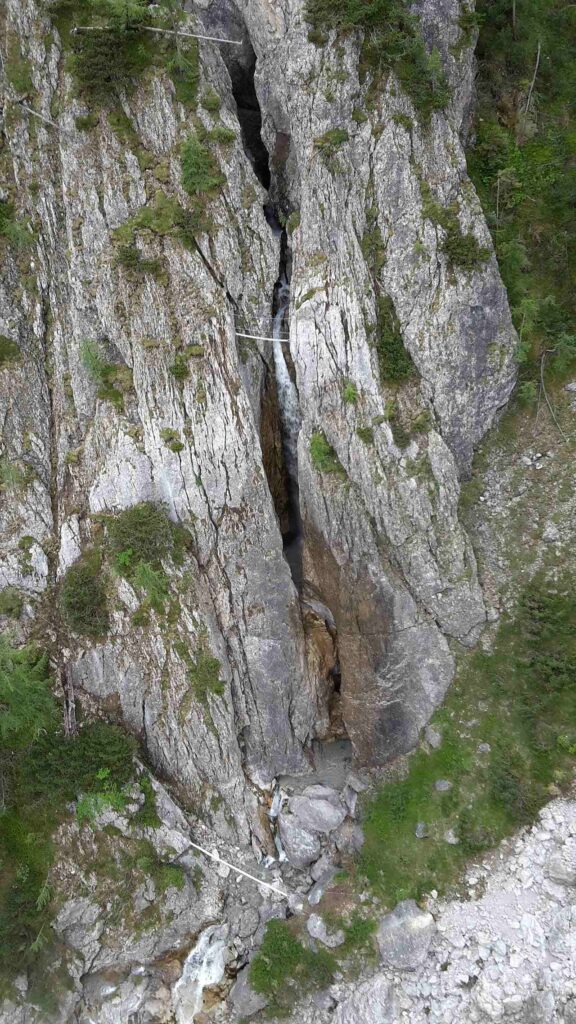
[229,967,268,1019]
[290,786,347,833]
[434,779,452,792]
[546,853,576,887]
[278,813,321,869]
[376,900,436,971]
[307,913,345,948]
[308,866,338,906]
[333,820,365,855]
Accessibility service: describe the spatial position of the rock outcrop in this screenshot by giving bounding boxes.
[1,0,516,820]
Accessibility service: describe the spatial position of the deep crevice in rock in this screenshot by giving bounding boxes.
[213,2,345,748]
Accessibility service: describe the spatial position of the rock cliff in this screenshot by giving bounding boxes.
[3,0,556,1019]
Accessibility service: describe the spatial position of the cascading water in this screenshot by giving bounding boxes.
[271,261,304,587]
[172,925,228,1022]
[272,273,301,486]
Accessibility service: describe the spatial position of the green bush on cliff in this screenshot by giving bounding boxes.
[0,638,137,992]
[180,134,225,196]
[59,550,110,637]
[310,432,346,477]
[305,0,449,120]
[106,501,175,572]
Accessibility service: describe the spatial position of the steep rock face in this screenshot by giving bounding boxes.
[0,0,323,842]
[1,0,517,820]
[206,0,517,761]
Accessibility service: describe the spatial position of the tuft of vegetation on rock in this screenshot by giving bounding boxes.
[81,340,133,410]
[305,0,450,120]
[105,501,176,572]
[59,550,110,637]
[4,32,34,95]
[0,336,21,369]
[180,134,226,196]
[314,127,349,172]
[0,587,24,619]
[250,919,336,1016]
[374,295,415,384]
[0,198,31,249]
[310,432,346,477]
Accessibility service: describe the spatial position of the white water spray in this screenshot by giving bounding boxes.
[272,274,301,482]
[172,925,228,1023]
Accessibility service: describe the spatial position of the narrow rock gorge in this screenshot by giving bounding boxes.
[1,0,575,1021]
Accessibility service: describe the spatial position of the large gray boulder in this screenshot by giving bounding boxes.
[278,812,321,868]
[229,967,268,1020]
[290,785,347,833]
[376,900,436,971]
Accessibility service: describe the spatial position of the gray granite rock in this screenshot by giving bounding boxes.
[229,967,268,1019]
[278,813,321,869]
[290,788,347,833]
[376,900,436,971]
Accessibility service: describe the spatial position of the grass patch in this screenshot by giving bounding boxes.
[314,127,349,171]
[342,379,358,404]
[5,33,34,95]
[357,575,576,905]
[250,919,336,1017]
[0,336,21,369]
[81,340,133,410]
[59,550,109,638]
[305,0,449,121]
[310,432,346,477]
[0,198,31,249]
[374,295,415,384]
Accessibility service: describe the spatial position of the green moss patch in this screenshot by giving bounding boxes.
[310,432,347,477]
[250,919,336,1016]
[0,336,20,369]
[374,295,415,384]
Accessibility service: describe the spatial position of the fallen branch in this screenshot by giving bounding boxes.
[540,348,568,442]
[524,40,541,116]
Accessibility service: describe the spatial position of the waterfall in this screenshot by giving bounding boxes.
[172,925,228,1022]
[272,274,301,484]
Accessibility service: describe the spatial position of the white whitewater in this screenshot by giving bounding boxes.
[272,274,301,482]
[172,924,228,1022]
